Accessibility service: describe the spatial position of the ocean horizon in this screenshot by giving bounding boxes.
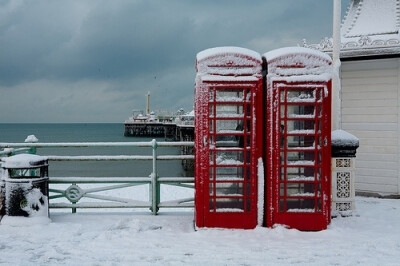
[0,123,191,178]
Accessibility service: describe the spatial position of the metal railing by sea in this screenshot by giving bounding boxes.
[0,139,195,214]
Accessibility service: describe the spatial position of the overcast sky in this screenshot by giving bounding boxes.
[0,0,350,123]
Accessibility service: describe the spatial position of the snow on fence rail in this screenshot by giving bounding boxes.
[0,139,195,214]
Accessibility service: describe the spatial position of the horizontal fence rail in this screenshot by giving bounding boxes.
[0,139,195,214]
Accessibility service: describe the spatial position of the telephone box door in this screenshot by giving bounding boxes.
[267,81,331,230]
[195,47,262,229]
[196,83,261,229]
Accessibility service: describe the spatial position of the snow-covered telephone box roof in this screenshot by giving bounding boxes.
[263,47,332,82]
[196,46,262,82]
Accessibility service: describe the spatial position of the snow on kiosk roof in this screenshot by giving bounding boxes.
[342,0,398,38]
[264,47,332,63]
[303,0,400,58]
[196,46,262,78]
[196,46,261,62]
[263,47,332,82]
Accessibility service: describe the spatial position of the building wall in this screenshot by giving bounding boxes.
[341,58,400,195]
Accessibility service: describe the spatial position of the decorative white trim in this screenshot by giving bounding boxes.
[331,157,356,216]
[303,36,400,52]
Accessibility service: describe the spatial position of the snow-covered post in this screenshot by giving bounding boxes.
[332,0,341,130]
[150,139,159,215]
[331,1,361,216]
[331,130,359,216]
[24,135,39,155]
[0,163,4,217]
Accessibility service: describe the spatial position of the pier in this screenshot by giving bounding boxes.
[124,121,194,141]
[123,121,194,172]
[124,92,194,141]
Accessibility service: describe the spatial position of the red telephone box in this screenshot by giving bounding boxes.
[195,47,263,229]
[264,47,332,231]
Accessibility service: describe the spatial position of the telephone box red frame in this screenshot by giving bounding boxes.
[264,47,332,231]
[195,47,263,229]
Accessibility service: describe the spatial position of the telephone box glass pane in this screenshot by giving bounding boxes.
[285,167,316,181]
[280,105,285,118]
[213,166,244,180]
[287,105,315,118]
[286,183,315,196]
[209,121,214,133]
[285,199,316,212]
[215,182,243,196]
[216,90,244,102]
[215,104,244,118]
[286,151,315,164]
[287,89,315,102]
[210,151,245,165]
[286,136,315,148]
[216,120,243,134]
[215,198,244,212]
[209,105,214,117]
[286,120,315,133]
[210,135,240,148]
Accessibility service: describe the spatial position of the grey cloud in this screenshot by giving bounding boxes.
[0,0,350,122]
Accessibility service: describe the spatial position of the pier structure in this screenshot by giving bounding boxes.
[124,92,194,141]
[124,107,194,141]
[123,112,195,171]
[175,111,195,141]
[123,93,195,172]
[176,121,194,171]
[123,120,194,141]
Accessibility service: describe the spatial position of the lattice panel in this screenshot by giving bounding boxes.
[335,158,351,168]
[336,202,351,212]
[332,157,356,216]
[336,172,351,198]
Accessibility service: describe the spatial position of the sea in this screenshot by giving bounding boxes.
[0,123,192,178]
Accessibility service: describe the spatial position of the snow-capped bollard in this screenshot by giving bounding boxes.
[1,154,49,218]
[24,134,39,154]
[331,130,359,217]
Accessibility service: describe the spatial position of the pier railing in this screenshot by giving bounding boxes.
[0,140,195,214]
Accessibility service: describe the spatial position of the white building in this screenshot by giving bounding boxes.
[305,0,400,196]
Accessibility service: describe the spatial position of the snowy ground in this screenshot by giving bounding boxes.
[0,197,399,265]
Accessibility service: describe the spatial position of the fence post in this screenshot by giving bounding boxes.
[150,139,159,215]
[25,135,38,155]
[72,182,77,214]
